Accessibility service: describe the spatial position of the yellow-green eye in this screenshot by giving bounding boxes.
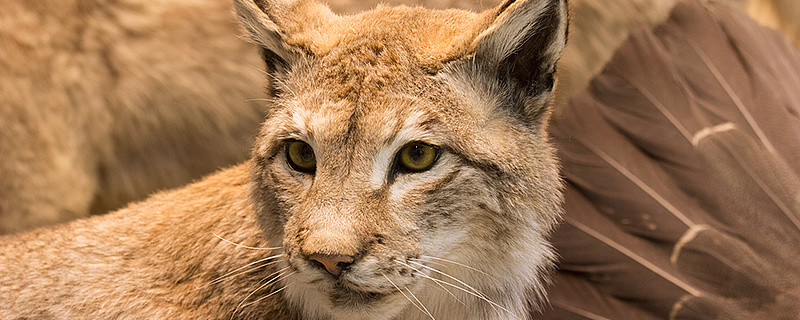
[287,140,316,173]
[397,142,439,172]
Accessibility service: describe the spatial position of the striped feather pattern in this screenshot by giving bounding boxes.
[543,1,800,318]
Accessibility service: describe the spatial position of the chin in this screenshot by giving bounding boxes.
[283,273,412,320]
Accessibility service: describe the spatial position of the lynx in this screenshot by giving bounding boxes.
[0,0,567,318]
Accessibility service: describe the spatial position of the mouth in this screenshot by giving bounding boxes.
[284,257,431,319]
[287,254,423,313]
[327,284,391,307]
[301,271,405,310]
[299,281,415,320]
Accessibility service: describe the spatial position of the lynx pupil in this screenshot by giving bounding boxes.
[398,142,438,172]
[298,145,313,162]
[287,141,316,173]
[409,145,423,161]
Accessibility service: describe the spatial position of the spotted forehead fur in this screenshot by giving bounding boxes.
[269,65,456,180]
[261,1,493,67]
[244,0,566,169]
[263,16,482,161]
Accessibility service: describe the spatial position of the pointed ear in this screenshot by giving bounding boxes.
[234,0,320,94]
[235,0,294,70]
[469,0,569,124]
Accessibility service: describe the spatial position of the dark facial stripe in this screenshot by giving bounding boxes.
[421,168,462,196]
[457,154,507,181]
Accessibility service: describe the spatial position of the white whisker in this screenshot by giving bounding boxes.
[393,260,465,306]
[382,273,428,317]
[242,275,295,308]
[422,256,497,280]
[213,233,281,251]
[194,255,284,291]
[406,261,485,299]
[408,261,519,319]
[404,284,435,320]
[232,267,292,318]
[418,275,507,318]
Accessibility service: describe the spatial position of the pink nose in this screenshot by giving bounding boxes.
[308,253,355,276]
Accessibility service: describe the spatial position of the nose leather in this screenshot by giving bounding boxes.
[308,253,355,276]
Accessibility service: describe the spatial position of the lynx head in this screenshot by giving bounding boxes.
[239,0,567,318]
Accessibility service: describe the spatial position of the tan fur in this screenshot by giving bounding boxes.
[0,164,300,319]
[0,0,567,319]
[0,0,267,234]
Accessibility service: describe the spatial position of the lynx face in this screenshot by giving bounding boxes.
[239,0,567,318]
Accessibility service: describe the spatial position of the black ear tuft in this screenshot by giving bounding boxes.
[501,0,566,97]
[259,47,290,96]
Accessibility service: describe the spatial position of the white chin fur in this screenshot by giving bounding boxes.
[284,280,410,320]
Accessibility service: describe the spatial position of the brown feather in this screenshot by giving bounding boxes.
[546,272,662,320]
[552,188,695,314]
[542,0,800,319]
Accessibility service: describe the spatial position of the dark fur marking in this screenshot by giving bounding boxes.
[496,0,516,14]
[371,233,386,245]
[461,156,507,180]
[505,1,561,84]
[417,117,442,132]
[422,168,461,196]
[453,0,564,128]
[260,47,290,96]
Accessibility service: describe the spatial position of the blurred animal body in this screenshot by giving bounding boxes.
[0,0,266,234]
